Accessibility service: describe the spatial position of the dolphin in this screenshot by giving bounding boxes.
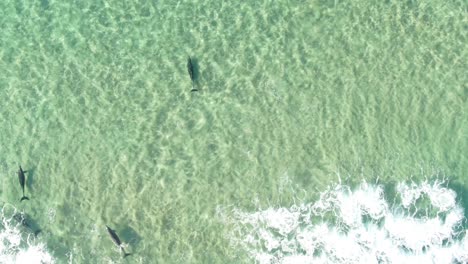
[106,225,131,258]
[18,166,29,202]
[13,212,41,236]
[187,56,198,92]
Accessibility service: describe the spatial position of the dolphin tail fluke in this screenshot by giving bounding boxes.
[34,229,42,237]
[191,82,198,92]
[20,196,29,202]
[191,80,198,92]
[121,248,132,258]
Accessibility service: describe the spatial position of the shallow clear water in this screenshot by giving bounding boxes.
[0,0,466,263]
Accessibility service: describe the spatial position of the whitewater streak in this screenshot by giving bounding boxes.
[0,204,54,264]
[227,180,467,264]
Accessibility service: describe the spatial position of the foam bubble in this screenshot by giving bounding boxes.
[0,204,55,264]
[226,180,467,264]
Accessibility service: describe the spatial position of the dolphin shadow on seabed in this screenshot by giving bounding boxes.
[25,166,37,191]
[120,225,142,248]
[13,211,42,237]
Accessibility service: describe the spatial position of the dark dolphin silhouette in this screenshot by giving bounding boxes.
[187,56,198,92]
[18,166,29,202]
[13,212,41,236]
[106,225,131,258]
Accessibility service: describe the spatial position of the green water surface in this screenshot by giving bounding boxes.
[0,0,466,263]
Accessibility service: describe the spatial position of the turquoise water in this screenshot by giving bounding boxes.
[0,0,466,263]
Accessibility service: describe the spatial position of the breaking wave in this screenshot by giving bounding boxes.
[0,203,55,264]
[226,180,467,264]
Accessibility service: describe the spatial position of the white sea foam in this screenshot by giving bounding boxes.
[226,180,467,264]
[0,204,55,264]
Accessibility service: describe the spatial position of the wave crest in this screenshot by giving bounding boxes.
[226,180,467,264]
[0,204,55,264]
